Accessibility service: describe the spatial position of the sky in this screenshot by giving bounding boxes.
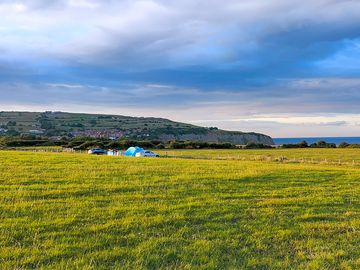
[1,0,360,137]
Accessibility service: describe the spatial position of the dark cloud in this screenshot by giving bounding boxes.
[1,0,360,136]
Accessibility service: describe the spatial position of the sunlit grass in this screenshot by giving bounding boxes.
[157,148,360,164]
[0,150,360,269]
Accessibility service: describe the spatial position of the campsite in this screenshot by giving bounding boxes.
[87,147,160,157]
[1,148,360,269]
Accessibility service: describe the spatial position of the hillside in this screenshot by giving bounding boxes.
[0,111,274,145]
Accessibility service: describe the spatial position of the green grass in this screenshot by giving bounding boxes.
[1,146,64,151]
[157,148,360,164]
[1,150,360,269]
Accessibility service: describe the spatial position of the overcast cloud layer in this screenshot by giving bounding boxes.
[1,0,360,137]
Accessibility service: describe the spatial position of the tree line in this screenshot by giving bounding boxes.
[280,140,360,148]
[1,135,360,149]
[0,135,236,150]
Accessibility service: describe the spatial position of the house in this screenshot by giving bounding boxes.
[29,130,44,135]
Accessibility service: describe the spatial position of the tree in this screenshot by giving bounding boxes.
[339,142,350,148]
[310,141,336,148]
[89,120,97,126]
[6,129,20,136]
[245,142,273,149]
[298,141,308,148]
[6,121,16,127]
[40,120,53,130]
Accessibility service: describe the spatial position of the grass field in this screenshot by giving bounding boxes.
[158,148,360,164]
[1,150,360,269]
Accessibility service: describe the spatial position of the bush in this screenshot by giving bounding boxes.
[282,141,308,148]
[4,140,49,147]
[167,141,235,149]
[6,121,16,126]
[346,144,360,148]
[40,120,53,130]
[309,141,336,148]
[244,142,273,149]
[169,141,185,149]
[339,142,350,148]
[155,143,165,149]
[74,141,105,150]
[6,129,20,136]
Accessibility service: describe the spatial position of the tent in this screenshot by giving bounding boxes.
[124,146,145,157]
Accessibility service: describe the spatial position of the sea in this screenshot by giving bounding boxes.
[273,137,360,145]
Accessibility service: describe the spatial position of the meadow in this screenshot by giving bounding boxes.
[158,148,360,164]
[1,150,360,269]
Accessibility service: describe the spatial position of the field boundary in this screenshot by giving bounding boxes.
[2,148,360,167]
[162,153,360,167]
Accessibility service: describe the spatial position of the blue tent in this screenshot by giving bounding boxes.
[124,146,144,157]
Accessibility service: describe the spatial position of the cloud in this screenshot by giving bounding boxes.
[1,1,360,136]
[2,0,360,72]
[317,121,348,126]
[1,76,360,115]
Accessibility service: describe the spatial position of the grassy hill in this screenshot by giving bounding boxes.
[0,111,274,145]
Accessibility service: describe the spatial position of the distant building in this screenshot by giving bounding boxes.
[70,130,124,139]
[29,130,44,135]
